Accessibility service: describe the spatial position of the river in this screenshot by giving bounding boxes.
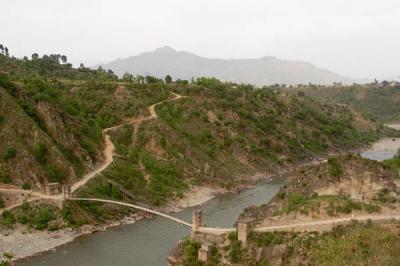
[18,178,284,266]
[18,130,400,266]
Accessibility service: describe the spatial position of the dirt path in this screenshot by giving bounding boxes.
[0,92,186,211]
[197,214,400,234]
[253,214,400,232]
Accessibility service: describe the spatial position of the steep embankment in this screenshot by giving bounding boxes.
[241,154,400,224]
[173,155,400,265]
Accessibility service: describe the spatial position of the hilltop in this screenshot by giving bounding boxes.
[96,46,352,86]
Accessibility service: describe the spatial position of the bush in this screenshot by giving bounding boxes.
[287,192,307,212]
[182,239,201,266]
[328,157,342,178]
[3,147,16,160]
[0,252,13,266]
[0,170,12,184]
[22,182,31,190]
[228,240,242,263]
[1,211,15,228]
[33,142,47,164]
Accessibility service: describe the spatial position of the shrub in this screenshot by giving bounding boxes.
[287,192,307,212]
[3,147,16,160]
[328,157,342,178]
[228,240,242,263]
[1,211,15,228]
[0,252,13,266]
[33,142,47,164]
[22,182,31,190]
[0,170,12,184]
[182,239,201,266]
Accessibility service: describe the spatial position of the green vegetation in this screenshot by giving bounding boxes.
[3,147,16,160]
[284,193,375,216]
[314,224,400,265]
[0,202,61,230]
[382,149,400,171]
[0,252,13,266]
[208,223,400,265]
[181,239,201,266]
[287,85,400,123]
[328,157,342,178]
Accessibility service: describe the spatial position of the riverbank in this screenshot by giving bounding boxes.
[3,183,228,262]
[5,139,390,263]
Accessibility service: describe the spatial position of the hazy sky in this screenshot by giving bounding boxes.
[1,0,400,79]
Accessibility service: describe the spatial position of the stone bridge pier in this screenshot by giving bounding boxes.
[192,209,203,230]
[237,218,255,248]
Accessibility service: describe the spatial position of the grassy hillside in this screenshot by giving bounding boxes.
[0,51,396,228]
[283,85,400,122]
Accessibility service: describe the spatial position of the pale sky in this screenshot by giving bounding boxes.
[1,0,400,79]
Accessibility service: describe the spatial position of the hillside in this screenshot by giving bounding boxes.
[173,155,400,265]
[0,51,393,231]
[285,84,400,122]
[97,46,351,86]
[240,155,400,223]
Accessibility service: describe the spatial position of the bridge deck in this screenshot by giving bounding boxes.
[68,198,192,227]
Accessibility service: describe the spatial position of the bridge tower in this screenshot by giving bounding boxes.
[63,185,71,199]
[237,218,255,248]
[192,209,203,230]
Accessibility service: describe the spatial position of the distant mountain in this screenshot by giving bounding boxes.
[96,46,352,85]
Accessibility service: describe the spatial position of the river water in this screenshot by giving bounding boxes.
[18,128,400,266]
[19,178,285,266]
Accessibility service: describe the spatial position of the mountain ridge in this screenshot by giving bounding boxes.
[95,46,352,85]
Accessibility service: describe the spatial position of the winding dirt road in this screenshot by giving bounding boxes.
[0,92,186,212]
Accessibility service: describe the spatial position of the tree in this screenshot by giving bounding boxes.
[0,44,3,54]
[32,53,39,60]
[61,55,67,64]
[164,74,172,84]
[4,47,9,57]
[122,72,133,82]
[134,75,144,84]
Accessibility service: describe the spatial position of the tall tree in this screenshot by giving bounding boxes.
[122,72,133,82]
[165,74,172,84]
[61,55,67,64]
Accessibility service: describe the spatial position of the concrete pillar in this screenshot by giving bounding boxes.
[237,218,255,248]
[198,243,212,262]
[192,209,203,230]
[62,185,71,199]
